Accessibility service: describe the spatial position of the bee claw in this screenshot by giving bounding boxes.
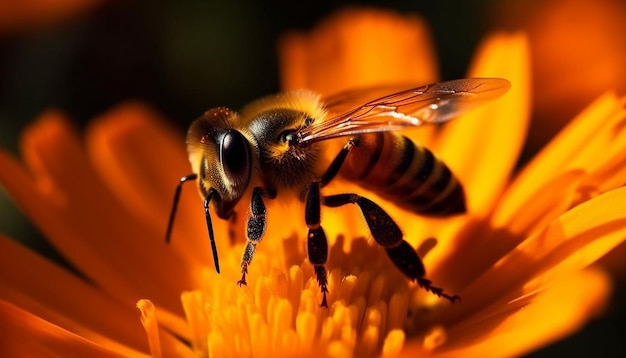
[417,278,460,303]
[237,270,248,287]
[320,294,328,308]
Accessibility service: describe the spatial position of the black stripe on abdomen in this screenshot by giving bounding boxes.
[341,133,466,217]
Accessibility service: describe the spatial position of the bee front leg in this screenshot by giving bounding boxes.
[238,187,267,287]
[305,181,330,308]
[320,138,357,187]
[323,194,459,303]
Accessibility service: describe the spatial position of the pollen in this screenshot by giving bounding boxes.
[164,234,443,357]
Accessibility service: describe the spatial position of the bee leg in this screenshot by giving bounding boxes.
[305,181,330,308]
[165,173,198,244]
[323,194,460,303]
[320,138,358,187]
[237,187,267,287]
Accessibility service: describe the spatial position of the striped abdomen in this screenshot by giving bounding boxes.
[339,132,466,216]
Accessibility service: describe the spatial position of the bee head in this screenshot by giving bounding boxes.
[187,107,253,219]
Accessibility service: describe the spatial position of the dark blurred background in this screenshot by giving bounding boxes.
[0,0,624,356]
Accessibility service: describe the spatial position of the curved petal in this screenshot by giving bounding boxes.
[433,92,626,291]
[0,300,138,358]
[499,0,626,152]
[278,7,438,96]
[443,186,626,326]
[85,102,225,278]
[0,235,195,356]
[0,235,149,354]
[0,110,189,313]
[435,268,610,357]
[492,92,626,236]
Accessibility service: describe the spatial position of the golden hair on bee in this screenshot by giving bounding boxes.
[239,89,328,127]
[236,90,330,185]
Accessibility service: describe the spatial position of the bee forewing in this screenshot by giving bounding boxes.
[297,78,510,145]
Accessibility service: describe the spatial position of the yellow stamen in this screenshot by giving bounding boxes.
[136,299,161,358]
[381,329,406,356]
[423,325,447,351]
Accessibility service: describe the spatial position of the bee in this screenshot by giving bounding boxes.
[166,78,510,307]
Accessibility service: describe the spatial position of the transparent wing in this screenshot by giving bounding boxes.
[296,78,510,145]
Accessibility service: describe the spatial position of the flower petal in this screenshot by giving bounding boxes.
[492,92,626,236]
[0,234,195,356]
[278,7,438,96]
[0,235,149,354]
[85,102,223,276]
[443,186,626,327]
[0,300,138,358]
[0,110,191,313]
[435,268,610,357]
[498,0,626,152]
[432,92,626,292]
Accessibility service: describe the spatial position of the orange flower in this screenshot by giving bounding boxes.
[1,7,626,357]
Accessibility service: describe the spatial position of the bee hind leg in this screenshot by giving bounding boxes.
[322,193,459,303]
[237,187,267,287]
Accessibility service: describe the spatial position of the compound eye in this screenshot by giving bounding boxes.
[279,129,298,145]
[220,130,252,187]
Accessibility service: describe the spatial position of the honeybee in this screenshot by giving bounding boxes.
[166,78,510,307]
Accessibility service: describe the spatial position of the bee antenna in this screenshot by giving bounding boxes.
[204,189,221,273]
[165,174,221,273]
[165,174,198,244]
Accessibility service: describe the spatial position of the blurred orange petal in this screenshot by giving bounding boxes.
[496,0,626,151]
[84,103,225,277]
[0,234,149,354]
[435,268,610,357]
[0,300,139,358]
[0,110,191,313]
[442,186,626,328]
[435,91,626,290]
[0,0,103,34]
[279,7,438,96]
[493,92,626,236]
